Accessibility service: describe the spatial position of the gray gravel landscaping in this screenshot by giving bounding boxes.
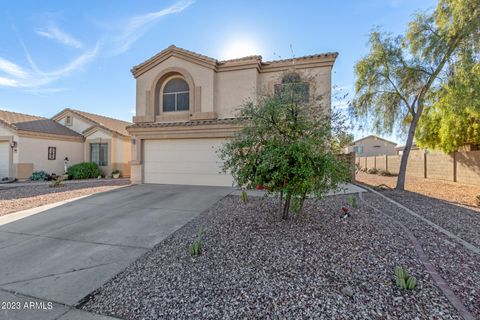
[384,191,480,248]
[0,179,130,216]
[81,194,464,319]
[363,192,480,319]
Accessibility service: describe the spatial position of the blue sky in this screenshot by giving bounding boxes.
[0,0,436,143]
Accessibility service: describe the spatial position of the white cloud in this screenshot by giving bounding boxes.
[35,26,83,49]
[0,42,99,89]
[111,0,194,55]
[0,58,29,79]
[0,76,18,87]
[0,1,192,91]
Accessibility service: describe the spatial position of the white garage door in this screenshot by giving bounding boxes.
[143,138,233,186]
[0,142,10,178]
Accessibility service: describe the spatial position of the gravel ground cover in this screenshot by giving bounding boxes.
[356,171,480,208]
[362,192,480,319]
[384,191,480,248]
[82,194,461,319]
[0,179,130,216]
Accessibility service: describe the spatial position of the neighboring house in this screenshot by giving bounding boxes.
[128,45,337,186]
[0,110,84,179]
[52,108,132,177]
[345,135,397,156]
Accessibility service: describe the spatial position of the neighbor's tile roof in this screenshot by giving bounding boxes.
[0,110,82,137]
[128,118,241,129]
[61,108,132,136]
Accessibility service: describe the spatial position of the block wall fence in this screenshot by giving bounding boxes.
[356,149,480,186]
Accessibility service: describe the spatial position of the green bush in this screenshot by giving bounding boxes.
[30,171,50,181]
[367,168,379,174]
[67,162,102,180]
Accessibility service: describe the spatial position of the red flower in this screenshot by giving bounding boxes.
[341,207,349,214]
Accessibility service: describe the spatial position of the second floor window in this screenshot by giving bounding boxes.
[274,72,310,103]
[162,78,190,112]
[90,143,108,166]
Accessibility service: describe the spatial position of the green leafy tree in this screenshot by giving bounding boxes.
[416,60,480,152]
[352,0,480,190]
[219,72,351,220]
[332,132,354,153]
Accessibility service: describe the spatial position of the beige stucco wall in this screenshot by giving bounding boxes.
[136,56,215,117]
[135,56,334,121]
[17,136,84,175]
[56,113,92,134]
[215,68,258,118]
[347,137,397,156]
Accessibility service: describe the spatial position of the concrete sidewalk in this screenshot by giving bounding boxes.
[0,184,233,320]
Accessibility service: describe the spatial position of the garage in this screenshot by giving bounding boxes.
[143,138,233,186]
[0,141,10,178]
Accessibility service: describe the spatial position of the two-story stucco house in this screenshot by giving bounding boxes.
[128,45,338,186]
[345,135,397,156]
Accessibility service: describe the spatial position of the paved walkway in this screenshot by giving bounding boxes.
[0,184,233,320]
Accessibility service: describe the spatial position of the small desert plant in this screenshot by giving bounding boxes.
[347,195,357,208]
[189,227,204,257]
[367,168,379,174]
[30,171,50,181]
[395,266,417,290]
[49,178,64,188]
[241,190,248,204]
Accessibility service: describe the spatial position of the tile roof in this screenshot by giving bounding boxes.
[0,110,82,137]
[57,108,132,136]
[132,45,338,77]
[128,118,241,129]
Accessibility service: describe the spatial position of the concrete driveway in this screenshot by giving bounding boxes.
[0,184,233,320]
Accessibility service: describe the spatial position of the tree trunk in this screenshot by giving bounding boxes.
[396,108,423,190]
[282,194,291,220]
[298,191,307,215]
[279,191,284,217]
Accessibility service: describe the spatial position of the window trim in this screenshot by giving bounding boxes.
[89,143,109,167]
[65,116,73,126]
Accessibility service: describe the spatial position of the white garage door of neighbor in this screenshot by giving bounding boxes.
[143,139,233,186]
[0,142,10,178]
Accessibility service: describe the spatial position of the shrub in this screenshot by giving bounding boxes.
[367,168,379,174]
[67,162,102,180]
[30,171,50,181]
[112,168,120,175]
[219,74,351,220]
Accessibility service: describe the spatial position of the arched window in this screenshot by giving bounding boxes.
[162,78,190,112]
[274,72,309,103]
